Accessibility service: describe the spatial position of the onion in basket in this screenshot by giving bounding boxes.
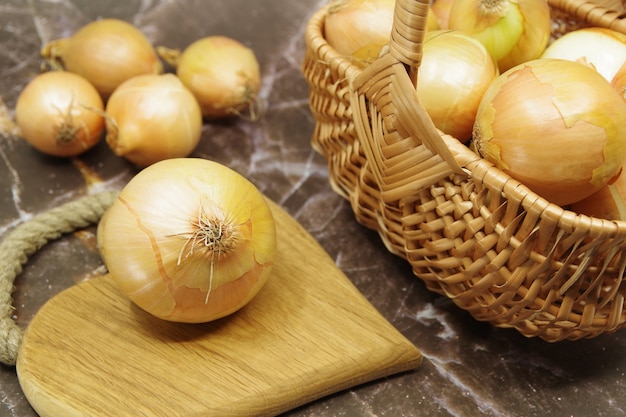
[324,0,395,64]
[571,168,626,221]
[448,0,551,72]
[613,61,626,101]
[541,27,626,83]
[472,58,626,206]
[417,30,497,142]
[431,0,455,30]
[324,0,438,65]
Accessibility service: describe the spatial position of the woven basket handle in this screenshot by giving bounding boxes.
[388,0,430,86]
[350,0,468,198]
[549,0,626,34]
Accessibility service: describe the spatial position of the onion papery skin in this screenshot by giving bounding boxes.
[448,0,551,72]
[473,58,626,207]
[97,158,277,323]
[324,0,396,65]
[15,71,104,157]
[418,30,498,142]
[541,28,626,83]
[571,168,626,221]
[611,60,626,102]
[42,19,163,99]
[426,7,439,32]
[175,36,261,119]
[431,0,455,30]
[104,74,203,167]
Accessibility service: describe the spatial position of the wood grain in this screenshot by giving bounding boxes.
[16,199,422,417]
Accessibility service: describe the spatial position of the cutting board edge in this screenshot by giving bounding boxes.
[15,197,424,417]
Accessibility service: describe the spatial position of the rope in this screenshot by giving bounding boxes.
[0,191,118,366]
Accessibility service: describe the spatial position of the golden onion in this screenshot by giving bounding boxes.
[541,28,626,83]
[41,19,163,99]
[104,74,203,167]
[473,58,626,206]
[97,158,277,323]
[612,60,626,101]
[324,0,396,64]
[15,71,104,157]
[324,0,439,65]
[571,168,626,221]
[417,30,498,142]
[431,0,455,30]
[448,0,550,72]
[159,36,261,119]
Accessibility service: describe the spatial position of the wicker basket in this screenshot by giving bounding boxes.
[302,0,626,342]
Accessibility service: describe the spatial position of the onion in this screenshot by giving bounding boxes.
[426,7,439,32]
[571,168,626,221]
[41,19,163,99]
[612,60,626,101]
[541,27,626,83]
[324,0,439,65]
[15,71,104,157]
[431,0,455,30]
[324,0,396,64]
[159,36,261,119]
[448,0,551,72]
[473,58,626,206]
[97,158,276,323]
[417,30,498,142]
[104,74,203,167]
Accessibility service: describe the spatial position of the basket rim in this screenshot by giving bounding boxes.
[305,1,626,238]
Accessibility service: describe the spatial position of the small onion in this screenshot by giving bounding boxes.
[104,73,203,167]
[159,36,261,119]
[541,27,626,83]
[15,71,104,157]
[473,58,626,206]
[41,19,163,99]
[417,30,498,142]
[571,168,626,221]
[97,158,277,323]
[448,0,551,72]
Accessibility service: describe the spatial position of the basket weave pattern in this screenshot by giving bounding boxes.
[303,0,626,341]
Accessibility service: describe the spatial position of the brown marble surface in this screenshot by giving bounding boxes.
[2,1,626,416]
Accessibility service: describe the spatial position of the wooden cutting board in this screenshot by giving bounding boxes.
[16,198,422,417]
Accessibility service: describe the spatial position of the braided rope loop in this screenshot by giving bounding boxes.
[0,191,118,366]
